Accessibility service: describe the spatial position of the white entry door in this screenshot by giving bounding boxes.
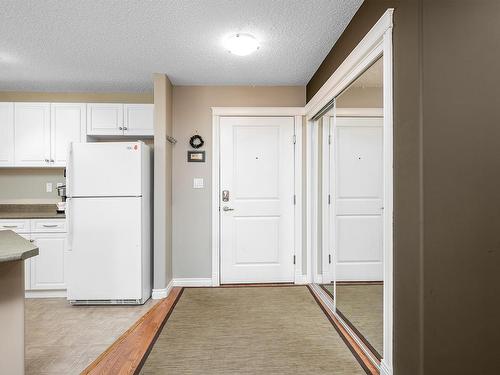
[331,116,383,281]
[220,117,295,284]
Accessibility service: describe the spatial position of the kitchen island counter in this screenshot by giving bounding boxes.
[0,230,39,375]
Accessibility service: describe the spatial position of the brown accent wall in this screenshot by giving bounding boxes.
[422,1,500,374]
[308,0,500,374]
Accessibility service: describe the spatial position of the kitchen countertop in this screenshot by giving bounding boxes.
[0,230,39,263]
[0,204,65,219]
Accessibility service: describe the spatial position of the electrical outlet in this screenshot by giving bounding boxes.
[46,183,53,193]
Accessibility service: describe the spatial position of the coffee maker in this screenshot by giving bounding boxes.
[57,184,66,212]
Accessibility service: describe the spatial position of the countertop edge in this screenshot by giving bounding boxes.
[0,247,39,263]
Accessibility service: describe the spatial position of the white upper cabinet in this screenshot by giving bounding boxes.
[50,103,86,167]
[14,103,51,167]
[124,104,154,136]
[0,101,153,167]
[87,103,124,136]
[0,103,14,166]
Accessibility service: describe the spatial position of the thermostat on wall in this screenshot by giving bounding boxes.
[188,151,205,162]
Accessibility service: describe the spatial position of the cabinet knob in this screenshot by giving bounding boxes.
[50,159,54,163]
[45,159,49,163]
[119,126,123,130]
[123,127,128,131]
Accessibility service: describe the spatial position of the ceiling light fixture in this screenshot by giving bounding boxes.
[224,33,259,56]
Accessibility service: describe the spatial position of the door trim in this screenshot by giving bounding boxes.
[211,109,304,287]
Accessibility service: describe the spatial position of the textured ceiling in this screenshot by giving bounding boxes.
[0,0,363,92]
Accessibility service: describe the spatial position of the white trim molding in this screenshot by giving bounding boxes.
[211,108,305,286]
[335,107,383,117]
[172,278,213,287]
[25,290,67,298]
[306,8,394,372]
[380,360,393,375]
[152,278,174,299]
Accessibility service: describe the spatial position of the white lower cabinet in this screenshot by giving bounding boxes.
[0,218,67,296]
[29,233,66,290]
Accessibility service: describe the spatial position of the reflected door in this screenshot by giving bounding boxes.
[220,117,295,284]
[332,116,383,281]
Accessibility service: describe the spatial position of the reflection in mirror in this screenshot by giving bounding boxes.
[320,57,384,360]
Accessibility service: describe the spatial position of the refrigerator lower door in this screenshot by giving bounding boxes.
[67,197,143,303]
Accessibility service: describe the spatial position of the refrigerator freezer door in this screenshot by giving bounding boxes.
[67,197,142,301]
[68,142,142,197]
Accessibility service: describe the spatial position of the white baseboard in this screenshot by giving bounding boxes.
[152,278,174,300]
[380,360,393,375]
[294,274,309,285]
[172,278,213,287]
[314,274,323,284]
[25,290,67,298]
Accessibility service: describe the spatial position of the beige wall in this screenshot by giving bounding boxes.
[0,91,152,103]
[336,87,383,108]
[153,76,173,290]
[0,169,65,203]
[172,86,305,278]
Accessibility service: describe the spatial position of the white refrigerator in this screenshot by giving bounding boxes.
[66,142,152,304]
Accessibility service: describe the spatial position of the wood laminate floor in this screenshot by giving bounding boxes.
[25,298,156,375]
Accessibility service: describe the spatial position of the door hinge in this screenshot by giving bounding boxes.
[328,134,332,145]
[293,255,296,265]
[328,194,331,205]
[293,134,297,144]
[328,254,332,264]
[293,194,296,205]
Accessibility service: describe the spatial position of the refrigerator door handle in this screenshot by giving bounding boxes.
[67,143,73,198]
[66,198,73,251]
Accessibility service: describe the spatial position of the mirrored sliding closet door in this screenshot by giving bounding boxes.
[319,57,384,361]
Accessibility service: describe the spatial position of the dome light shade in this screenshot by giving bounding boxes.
[224,33,259,56]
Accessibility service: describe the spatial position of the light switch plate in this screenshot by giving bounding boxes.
[193,178,204,189]
[46,183,53,193]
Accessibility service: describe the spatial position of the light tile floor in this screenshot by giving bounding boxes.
[25,298,156,375]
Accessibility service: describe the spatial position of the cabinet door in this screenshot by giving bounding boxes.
[0,103,14,166]
[51,103,86,166]
[124,104,154,136]
[30,233,66,290]
[87,103,123,135]
[14,103,51,166]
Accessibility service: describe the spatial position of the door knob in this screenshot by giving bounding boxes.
[222,206,235,212]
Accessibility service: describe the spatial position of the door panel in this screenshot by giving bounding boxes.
[332,116,383,281]
[124,104,153,136]
[30,233,66,290]
[67,197,142,300]
[86,103,123,135]
[14,103,50,166]
[220,117,294,284]
[68,142,142,197]
[51,103,86,166]
[0,103,14,166]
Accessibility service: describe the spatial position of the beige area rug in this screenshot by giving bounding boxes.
[25,298,156,374]
[323,284,383,358]
[140,286,366,375]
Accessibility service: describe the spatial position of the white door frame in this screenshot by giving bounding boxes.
[305,9,394,375]
[211,107,305,287]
